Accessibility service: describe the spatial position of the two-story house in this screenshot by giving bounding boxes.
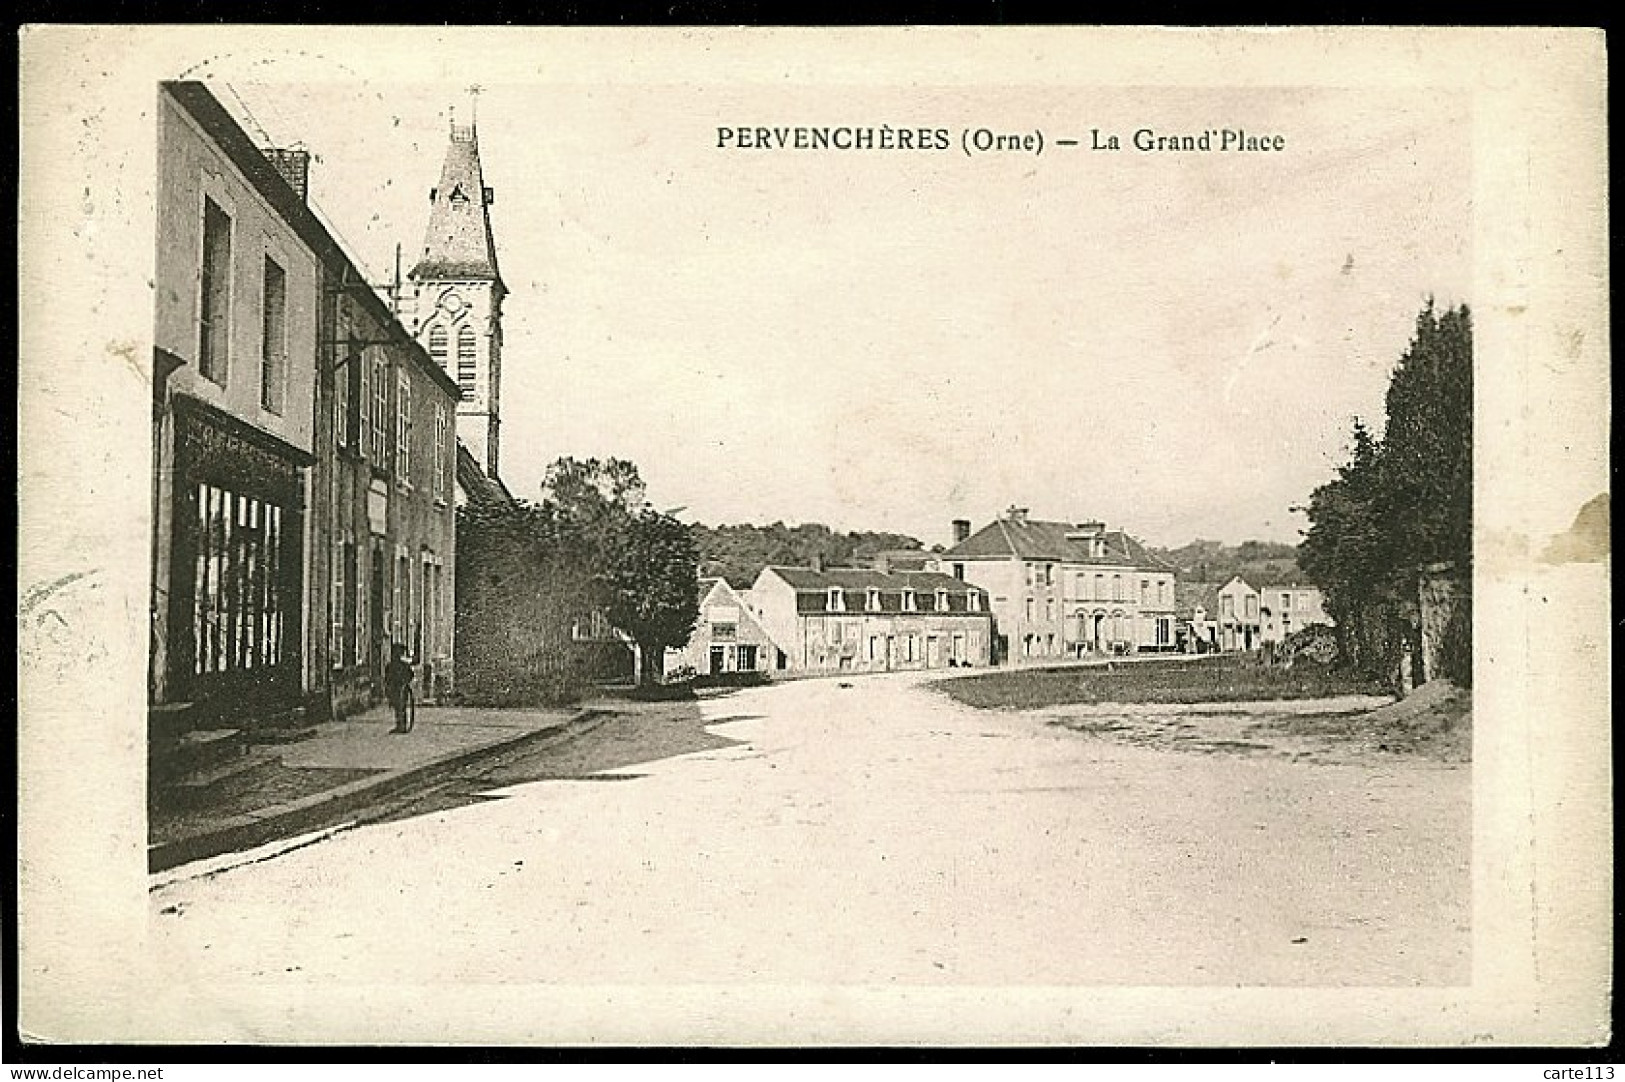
[317,264,461,715]
[1215,575,1333,651]
[943,508,1178,662]
[749,566,992,674]
[1258,581,1332,646]
[1215,575,1261,651]
[152,82,323,731]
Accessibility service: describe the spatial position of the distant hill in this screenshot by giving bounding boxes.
[692,521,927,588]
[1150,539,1308,588]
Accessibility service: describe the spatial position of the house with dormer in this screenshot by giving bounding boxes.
[748,565,992,674]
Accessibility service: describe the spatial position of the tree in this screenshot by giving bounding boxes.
[603,509,701,686]
[539,457,700,685]
[1297,300,1473,686]
[455,497,602,705]
[540,456,649,547]
[1298,419,1395,674]
[1378,301,1473,578]
[689,521,927,587]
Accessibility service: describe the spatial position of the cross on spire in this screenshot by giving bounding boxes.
[467,84,483,127]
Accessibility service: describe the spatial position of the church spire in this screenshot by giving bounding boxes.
[409,102,505,292]
[407,94,509,483]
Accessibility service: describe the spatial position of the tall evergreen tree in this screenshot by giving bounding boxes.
[1379,301,1474,578]
[1298,300,1473,684]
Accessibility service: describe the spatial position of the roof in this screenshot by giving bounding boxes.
[697,577,722,605]
[163,82,460,404]
[410,125,506,291]
[868,549,938,570]
[765,566,985,593]
[760,566,990,617]
[945,516,1174,570]
[455,441,514,505]
[1175,580,1222,618]
[1248,570,1322,591]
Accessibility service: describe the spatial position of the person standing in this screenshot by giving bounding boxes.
[385,643,415,733]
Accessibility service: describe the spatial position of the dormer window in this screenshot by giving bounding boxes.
[866,587,881,612]
[968,591,982,612]
[935,588,949,611]
[902,589,917,612]
[827,588,845,611]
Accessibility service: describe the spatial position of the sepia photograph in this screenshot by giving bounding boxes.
[14,26,1611,1052]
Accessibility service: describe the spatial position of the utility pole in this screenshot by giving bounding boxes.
[391,243,402,317]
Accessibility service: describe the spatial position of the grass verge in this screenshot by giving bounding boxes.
[934,655,1388,711]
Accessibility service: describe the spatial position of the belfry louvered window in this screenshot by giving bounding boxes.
[427,324,448,372]
[456,326,477,401]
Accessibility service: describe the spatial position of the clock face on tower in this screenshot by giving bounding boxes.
[438,290,465,317]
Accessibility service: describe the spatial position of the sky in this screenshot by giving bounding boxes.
[223,80,1471,551]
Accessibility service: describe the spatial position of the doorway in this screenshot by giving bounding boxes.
[369,547,386,688]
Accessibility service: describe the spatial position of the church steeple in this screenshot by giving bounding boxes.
[410,116,505,291]
[407,99,508,482]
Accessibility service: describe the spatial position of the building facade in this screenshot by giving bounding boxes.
[1215,575,1261,651]
[1258,582,1332,646]
[315,270,461,716]
[749,567,992,674]
[943,509,1178,662]
[151,82,322,723]
[665,578,784,678]
[1213,576,1332,651]
[152,81,461,748]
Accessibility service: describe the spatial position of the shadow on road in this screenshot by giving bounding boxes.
[365,692,756,829]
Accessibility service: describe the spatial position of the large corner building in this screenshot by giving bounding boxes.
[943,508,1179,662]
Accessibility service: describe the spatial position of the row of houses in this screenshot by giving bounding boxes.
[669,507,1334,679]
[149,81,510,787]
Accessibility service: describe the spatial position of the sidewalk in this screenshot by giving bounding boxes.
[149,701,602,874]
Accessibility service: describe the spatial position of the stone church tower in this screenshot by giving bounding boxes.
[404,115,507,481]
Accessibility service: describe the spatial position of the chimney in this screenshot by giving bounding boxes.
[1066,520,1105,538]
[1005,506,1030,524]
[810,554,824,574]
[952,519,971,544]
[262,148,311,202]
[874,553,891,574]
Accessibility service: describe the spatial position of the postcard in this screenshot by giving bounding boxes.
[14,25,1610,1048]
